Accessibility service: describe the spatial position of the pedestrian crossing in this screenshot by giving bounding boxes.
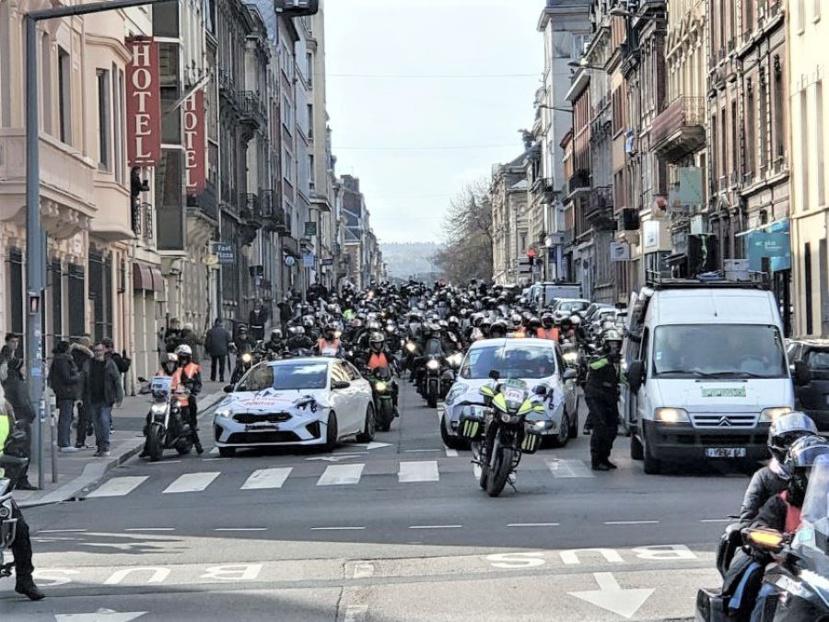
[84,458,598,500]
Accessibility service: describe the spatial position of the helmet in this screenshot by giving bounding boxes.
[289,326,306,336]
[162,353,178,374]
[561,316,573,330]
[603,328,623,345]
[528,317,541,331]
[302,315,315,329]
[490,320,508,338]
[785,435,829,506]
[174,344,193,358]
[369,332,385,352]
[270,328,283,341]
[570,315,582,327]
[324,323,338,339]
[768,412,819,463]
[541,313,554,328]
[448,316,460,329]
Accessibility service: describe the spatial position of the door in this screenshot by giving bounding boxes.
[634,328,650,433]
[329,363,353,436]
[344,361,369,433]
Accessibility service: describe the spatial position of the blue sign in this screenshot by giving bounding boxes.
[747,222,790,272]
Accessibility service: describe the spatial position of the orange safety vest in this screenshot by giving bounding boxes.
[367,352,389,370]
[781,491,802,534]
[172,363,199,406]
[317,338,341,356]
[537,327,560,341]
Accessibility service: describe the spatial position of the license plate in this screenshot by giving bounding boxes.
[246,424,279,432]
[705,447,746,458]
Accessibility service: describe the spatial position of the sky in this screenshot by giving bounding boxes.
[324,0,546,244]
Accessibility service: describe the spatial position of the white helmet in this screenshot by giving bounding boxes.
[174,344,193,357]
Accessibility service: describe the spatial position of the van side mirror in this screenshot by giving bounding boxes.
[794,361,811,387]
[533,384,548,397]
[628,361,645,394]
[488,369,501,381]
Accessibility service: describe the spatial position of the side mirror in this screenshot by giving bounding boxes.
[562,368,578,381]
[332,380,351,390]
[137,376,147,383]
[628,361,645,394]
[794,361,811,387]
[488,369,501,381]
[533,384,548,397]
[223,384,234,393]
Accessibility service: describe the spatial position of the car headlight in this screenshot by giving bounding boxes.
[215,408,232,420]
[150,403,168,415]
[241,353,252,363]
[654,407,690,424]
[427,359,440,370]
[563,352,579,364]
[760,407,792,423]
[405,342,416,353]
[375,381,388,392]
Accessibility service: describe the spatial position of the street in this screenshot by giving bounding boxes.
[3,382,748,621]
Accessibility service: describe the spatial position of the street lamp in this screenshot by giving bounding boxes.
[568,59,606,71]
[537,104,573,113]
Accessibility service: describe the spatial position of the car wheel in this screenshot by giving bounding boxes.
[356,405,375,443]
[643,436,661,474]
[549,412,570,448]
[568,406,579,439]
[630,432,644,461]
[324,412,339,452]
[441,414,465,450]
[218,447,236,458]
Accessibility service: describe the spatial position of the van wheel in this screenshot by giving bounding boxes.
[630,433,644,461]
[643,440,661,474]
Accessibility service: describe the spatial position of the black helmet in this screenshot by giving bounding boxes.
[541,313,554,328]
[324,324,338,340]
[490,320,508,338]
[528,316,541,331]
[768,412,818,463]
[785,435,829,506]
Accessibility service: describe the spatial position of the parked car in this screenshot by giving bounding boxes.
[788,338,829,433]
[551,298,591,317]
[441,338,579,449]
[213,357,375,456]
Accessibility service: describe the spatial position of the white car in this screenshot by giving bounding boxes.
[441,338,579,449]
[213,357,375,456]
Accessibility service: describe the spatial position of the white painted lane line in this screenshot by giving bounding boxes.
[507,522,560,528]
[604,520,660,525]
[38,529,87,534]
[700,518,731,523]
[124,528,175,532]
[311,526,366,531]
[409,524,462,530]
[398,460,440,483]
[201,457,230,462]
[147,460,181,464]
[352,562,375,579]
[403,448,439,453]
[162,472,220,494]
[444,447,459,457]
[87,476,148,498]
[316,464,364,486]
[546,459,595,478]
[241,467,292,490]
[214,528,268,532]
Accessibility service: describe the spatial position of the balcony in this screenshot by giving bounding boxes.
[260,189,286,233]
[239,91,267,129]
[240,192,263,228]
[652,97,706,163]
[132,201,154,245]
[186,179,218,222]
[584,186,616,230]
[567,169,591,198]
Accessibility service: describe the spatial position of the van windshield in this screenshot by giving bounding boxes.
[652,324,787,379]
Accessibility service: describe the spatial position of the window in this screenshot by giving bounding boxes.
[802,89,811,210]
[41,33,51,135]
[113,69,125,183]
[817,81,825,206]
[57,46,71,144]
[798,0,806,32]
[721,109,727,183]
[152,2,179,37]
[282,149,293,183]
[307,103,313,138]
[0,1,10,126]
[306,51,313,85]
[731,101,738,179]
[746,82,755,180]
[773,60,785,161]
[804,242,813,335]
[309,154,315,189]
[281,95,292,130]
[711,112,718,182]
[97,69,111,170]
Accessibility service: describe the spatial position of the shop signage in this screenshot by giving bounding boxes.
[304,221,318,237]
[212,243,234,264]
[126,37,161,167]
[610,242,631,262]
[183,90,206,195]
[303,252,315,268]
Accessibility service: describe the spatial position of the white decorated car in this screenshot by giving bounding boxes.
[213,357,375,456]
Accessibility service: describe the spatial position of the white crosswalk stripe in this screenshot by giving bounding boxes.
[398,461,439,483]
[316,464,364,486]
[87,476,148,498]
[163,472,221,493]
[546,459,595,478]
[241,467,293,490]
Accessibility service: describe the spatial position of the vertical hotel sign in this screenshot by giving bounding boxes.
[126,37,161,166]
[183,90,206,195]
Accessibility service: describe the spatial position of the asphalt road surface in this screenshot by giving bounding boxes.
[1,382,752,621]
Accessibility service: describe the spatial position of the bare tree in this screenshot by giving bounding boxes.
[433,179,493,284]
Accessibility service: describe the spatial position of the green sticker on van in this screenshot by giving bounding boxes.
[701,387,746,398]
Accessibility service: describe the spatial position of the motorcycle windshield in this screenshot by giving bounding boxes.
[792,454,829,601]
[502,379,529,412]
[150,376,172,400]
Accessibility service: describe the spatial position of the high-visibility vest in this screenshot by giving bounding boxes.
[537,327,560,341]
[0,413,10,478]
[317,338,340,356]
[367,352,389,370]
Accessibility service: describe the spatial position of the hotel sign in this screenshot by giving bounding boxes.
[126,37,161,167]
[183,90,206,194]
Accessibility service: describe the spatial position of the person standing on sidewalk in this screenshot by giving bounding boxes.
[80,343,124,458]
[204,319,231,383]
[69,337,93,447]
[249,300,268,342]
[48,341,80,453]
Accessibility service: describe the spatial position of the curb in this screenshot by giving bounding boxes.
[18,391,225,509]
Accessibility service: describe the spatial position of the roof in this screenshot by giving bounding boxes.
[267,357,331,366]
[469,338,557,351]
[649,288,778,326]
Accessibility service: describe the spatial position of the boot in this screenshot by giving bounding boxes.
[195,441,204,455]
[15,479,38,491]
[15,575,45,601]
[591,462,611,472]
[603,459,618,470]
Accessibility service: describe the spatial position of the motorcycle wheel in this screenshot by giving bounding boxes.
[478,462,488,490]
[147,424,164,462]
[486,447,514,497]
[378,400,393,432]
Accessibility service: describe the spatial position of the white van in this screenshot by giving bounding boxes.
[623,280,794,474]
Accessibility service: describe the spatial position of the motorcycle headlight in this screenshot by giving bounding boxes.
[759,407,792,423]
[563,352,579,364]
[150,403,167,415]
[427,359,440,370]
[241,353,252,363]
[375,381,388,392]
[654,407,689,424]
[405,342,416,353]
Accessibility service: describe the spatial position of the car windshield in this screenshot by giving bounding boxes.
[652,324,787,379]
[242,362,329,391]
[557,301,588,313]
[460,344,556,380]
[806,349,829,370]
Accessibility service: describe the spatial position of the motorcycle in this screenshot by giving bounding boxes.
[696,454,829,621]
[0,426,29,578]
[457,373,550,497]
[422,354,443,408]
[143,375,194,462]
[368,367,396,432]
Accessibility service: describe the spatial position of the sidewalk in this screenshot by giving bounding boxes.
[15,381,226,508]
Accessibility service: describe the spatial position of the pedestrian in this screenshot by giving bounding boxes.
[69,336,94,447]
[102,338,131,374]
[164,318,182,353]
[2,354,37,490]
[0,332,21,384]
[80,342,124,458]
[204,318,232,383]
[178,322,203,363]
[249,300,268,342]
[585,328,623,472]
[278,295,294,334]
[48,341,80,453]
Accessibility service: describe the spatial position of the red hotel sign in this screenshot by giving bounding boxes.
[126,37,161,167]
[183,90,206,195]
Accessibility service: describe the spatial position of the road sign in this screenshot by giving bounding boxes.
[321,257,334,267]
[304,221,317,237]
[212,243,234,264]
[517,257,533,274]
[610,242,630,262]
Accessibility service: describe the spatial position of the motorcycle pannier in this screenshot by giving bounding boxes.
[457,407,485,441]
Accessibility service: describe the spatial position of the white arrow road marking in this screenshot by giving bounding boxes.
[306,455,360,462]
[55,609,147,621]
[569,572,654,619]
[354,442,392,450]
[241,467,292,490]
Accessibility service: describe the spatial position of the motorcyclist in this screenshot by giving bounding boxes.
[586,328,622,471]
[0,392,45,600]
[489,320,508,339]
[174,344,203,455]
[536,313,560,341]
[365,332,399,413]
[316,324,345,358]
[526,317,542,338]
[414,324,446,392]
[264,328,284,360]
[285,325,315,354]
[138,353,180,458]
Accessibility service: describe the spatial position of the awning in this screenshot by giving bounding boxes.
[150,267,164,292]
[133,263,164,292]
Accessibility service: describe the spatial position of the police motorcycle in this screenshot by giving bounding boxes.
[0,425,29,578]
[456,373,550,497]
[141,375,194,461]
